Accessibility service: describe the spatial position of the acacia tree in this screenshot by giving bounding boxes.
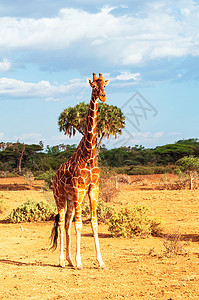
[0,142,25,175]
[58,102,125,151]
[13,142,26,175]
[176,156,199,190]
[0,142,43,175]
[153,143,195,164]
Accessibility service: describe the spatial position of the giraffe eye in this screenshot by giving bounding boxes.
[92,82,98,89]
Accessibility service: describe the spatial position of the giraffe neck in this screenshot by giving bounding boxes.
[81,93,98,159]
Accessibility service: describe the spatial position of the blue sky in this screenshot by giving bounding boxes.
[0,0,199,149]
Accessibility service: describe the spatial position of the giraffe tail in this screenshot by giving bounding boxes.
[49,214,59,251]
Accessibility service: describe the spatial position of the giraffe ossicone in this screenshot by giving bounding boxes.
[51,73,110,269]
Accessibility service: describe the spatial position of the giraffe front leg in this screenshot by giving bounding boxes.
[75,220,83,270]
[65,200,75,267]
[88,187,105,269]
[59,208,65,267]
[74,192,85,270]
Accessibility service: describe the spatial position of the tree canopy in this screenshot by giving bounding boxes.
[58,102,125,149]
[177,155,199,173]
[176,155,199,189]
[153,143,196,163]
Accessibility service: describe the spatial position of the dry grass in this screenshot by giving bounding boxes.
[0,176,199,299]
[163,229,184,257]
[99,177,119,203]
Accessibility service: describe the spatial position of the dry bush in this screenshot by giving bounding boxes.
[117,174,130,184]
[99,177,119,203]
[173,173,190,190]
[160,173,190,190]
[23,169,35,184]
[163,229,185,257]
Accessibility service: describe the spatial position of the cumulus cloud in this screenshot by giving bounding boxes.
[0,2,199,67]
[114,72,140,81]
[13,133,43,143]
[120,131,164,142]
[0,58,11,72]
[0,77,87,100]
[107,131,164,147]
[0,7,125,50]
[132,131,164,140]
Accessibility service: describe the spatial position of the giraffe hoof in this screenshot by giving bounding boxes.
[66,259,74,268]
[59,260,65,268]
[68,263,75,268]
[76,265,83,270]
[100,263,106,269]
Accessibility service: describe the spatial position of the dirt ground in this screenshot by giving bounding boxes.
[0,176,199,300]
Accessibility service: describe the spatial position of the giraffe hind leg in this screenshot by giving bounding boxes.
[58,208,65,267]
[65,199,75,267]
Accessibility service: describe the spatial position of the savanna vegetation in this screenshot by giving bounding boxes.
[1,108,198,299]
[0,138,198,179]
[1,101,198,181]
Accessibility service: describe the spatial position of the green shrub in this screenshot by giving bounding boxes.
[82,199,90,219]
[7,198,56,223]
[36,169,56,189]
[112,166,131,174]
[108,205,163,238]
[0,171,19,178]
[82,200,115,224]
[100,166,117,178]
[96,201,115,223]
[23,169,34,183]
[127,165,172,175]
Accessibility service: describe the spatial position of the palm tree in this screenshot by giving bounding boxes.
[58,102,125,151]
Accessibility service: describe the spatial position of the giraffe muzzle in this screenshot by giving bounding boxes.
[99,94,106,102]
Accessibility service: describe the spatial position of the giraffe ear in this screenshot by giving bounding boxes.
[87,78,92,86]
[87,78,97,88]
[104,79,110,87]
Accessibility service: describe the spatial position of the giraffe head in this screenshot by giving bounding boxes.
[87,73,110,102]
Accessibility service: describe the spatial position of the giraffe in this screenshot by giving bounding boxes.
[51,73,110,269]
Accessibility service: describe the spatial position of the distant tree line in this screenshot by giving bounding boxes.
[0,139,198,177]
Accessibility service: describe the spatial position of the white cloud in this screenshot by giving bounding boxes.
[0,8,125,50]
[0,58,11,72]
[132,131,164,140]
[114,72,140,81]
[101,5,117,14]
[107,131,164,147]
[14,133,43,143]
[51,131,82,142]
[0,77,87,100]
[45,97,60,102]
[0,3,199,65]
[120,4,128,9]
